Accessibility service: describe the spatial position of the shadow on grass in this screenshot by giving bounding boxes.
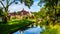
[0,19,35,34]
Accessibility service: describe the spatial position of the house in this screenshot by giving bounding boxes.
[9,9,29,19]
[9,12,21,19]
[9,9,34,19]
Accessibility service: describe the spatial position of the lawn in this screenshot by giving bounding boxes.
[0,19,35,34]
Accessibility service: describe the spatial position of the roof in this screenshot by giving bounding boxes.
[20,9,29,15]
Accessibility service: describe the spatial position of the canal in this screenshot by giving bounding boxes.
[13,25,45,34]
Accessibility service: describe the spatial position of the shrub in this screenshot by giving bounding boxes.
[40,28,58,34]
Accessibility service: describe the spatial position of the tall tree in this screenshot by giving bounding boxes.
[0,0,16,23]
[38,0,60,25]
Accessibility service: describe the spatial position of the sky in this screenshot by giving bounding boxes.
[0,0,43,13]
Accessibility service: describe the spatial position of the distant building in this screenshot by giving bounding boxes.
[9,9,33,19]
[9,12,21,19]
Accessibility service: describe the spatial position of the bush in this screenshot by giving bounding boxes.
[40,28,58,34]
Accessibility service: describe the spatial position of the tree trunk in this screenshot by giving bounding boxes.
[2,16,8,23]
[2,7,8,23]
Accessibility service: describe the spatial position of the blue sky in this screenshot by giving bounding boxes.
[0,0,43,12]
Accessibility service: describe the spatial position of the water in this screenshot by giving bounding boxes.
[13,26,45,34]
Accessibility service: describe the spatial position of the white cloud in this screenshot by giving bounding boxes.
[9,3,23,12]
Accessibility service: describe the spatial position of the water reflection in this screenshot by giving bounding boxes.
[13,26,45,34]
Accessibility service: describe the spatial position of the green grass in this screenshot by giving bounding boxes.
[0,19,34,34]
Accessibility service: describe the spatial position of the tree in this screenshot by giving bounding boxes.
[38,0,60,25]
[0,0,34,23]
[38,8,47,18]
[0,0,16,23]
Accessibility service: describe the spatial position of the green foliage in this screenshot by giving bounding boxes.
[43,19,49,25]
[24,0,34,8]
[38,0,60,24]
[39,8,46,17]
[39,0,60,7]
[40,28,58,34]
